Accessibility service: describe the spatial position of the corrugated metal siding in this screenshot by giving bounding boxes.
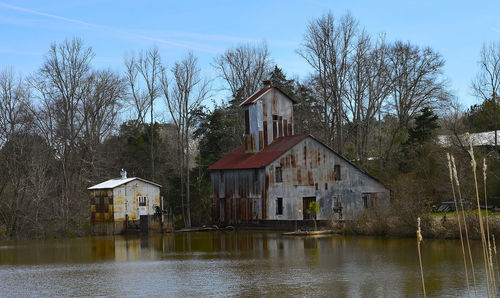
[90,189,114,223]
[265,138,389,221]
[113,180,160,221]
[211,136,390,224]
[211,169,265,224]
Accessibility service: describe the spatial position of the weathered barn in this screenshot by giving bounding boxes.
[208,81,390,227]
[88,170,163,235]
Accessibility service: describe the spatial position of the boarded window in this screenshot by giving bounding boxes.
[333,196,342,208]
[245,109,250,134]
[275,166,282,183]
[362,193,376,208]
[276,197,283,215]
[334,165,341,181]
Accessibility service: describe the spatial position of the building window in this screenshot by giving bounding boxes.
[276,197,283,215]
[362,193,376,208]
[272,115,278,139]
[333,196,342,208]
[138,196,147,206]
[245,109,250,134]
[275,166,282,183]
[334,165,341,181]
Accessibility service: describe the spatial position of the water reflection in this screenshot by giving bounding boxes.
[0,232,492,297]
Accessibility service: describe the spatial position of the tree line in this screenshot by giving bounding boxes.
[0,11,499,239]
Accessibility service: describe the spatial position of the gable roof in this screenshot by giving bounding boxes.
[207,134,388,189]
[207,134,308,170]
[240,86,297,106]
[88,177,162,190]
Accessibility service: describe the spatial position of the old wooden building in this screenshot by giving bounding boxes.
[88,170,162,235]
[208,81,389,227]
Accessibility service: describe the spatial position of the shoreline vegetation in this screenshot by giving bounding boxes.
[331,211,500,240]
[1,211,498,241]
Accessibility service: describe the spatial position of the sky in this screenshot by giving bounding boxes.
[1,0,500,108]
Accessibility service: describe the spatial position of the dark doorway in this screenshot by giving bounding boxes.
[303,197,316,220]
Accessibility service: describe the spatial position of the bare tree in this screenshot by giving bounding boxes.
[82,70,126,179]
[387,41,449,129]
[125,47,162,180]
[0,68,33,238]
[0,67,30,144]
[344,34,392,165]
[163,52,210,228]
[30,38,95,229]
[472,40,500,148]
[213,42,272,103]
[298,11,358,153]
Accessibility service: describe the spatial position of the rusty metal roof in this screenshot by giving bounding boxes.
[208,133,389,189]
[207,134,309,170]
[240,86,297,106]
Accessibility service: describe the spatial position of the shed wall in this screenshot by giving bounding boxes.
[113,180,160,221]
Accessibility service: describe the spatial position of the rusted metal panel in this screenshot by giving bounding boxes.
[263,121,268,147]
[258,131,264,151]
[278,116,283,137]
[207,134,308,170]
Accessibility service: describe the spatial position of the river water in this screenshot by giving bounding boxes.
[0,231,492,297]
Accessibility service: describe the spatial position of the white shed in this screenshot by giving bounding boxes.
[88,170,162,235]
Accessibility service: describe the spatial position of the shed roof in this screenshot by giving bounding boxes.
[207,134,308,170]
[88,177,161,190]
[239,86,297,106]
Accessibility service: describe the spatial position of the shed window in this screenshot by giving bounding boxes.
[138,196,147,206]
[276,198,283,215]
[275,166,282,183]
[334,165,341,181]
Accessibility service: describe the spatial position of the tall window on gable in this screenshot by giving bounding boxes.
[275,166,282,183]
[276,197,283,215]
[334,165,341,181]
[245,109,250,134]
[272,115,278,140]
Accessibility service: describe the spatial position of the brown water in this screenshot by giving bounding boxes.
[0,231,491,297]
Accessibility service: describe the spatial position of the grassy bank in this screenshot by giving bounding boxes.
[331,210,500,240]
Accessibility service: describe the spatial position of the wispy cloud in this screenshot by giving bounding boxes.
[0,2,220,53]
[0,2,99,28]
[493,27,500,34]
[0,2,298,54]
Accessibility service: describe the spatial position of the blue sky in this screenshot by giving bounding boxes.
[1,0,500,108]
